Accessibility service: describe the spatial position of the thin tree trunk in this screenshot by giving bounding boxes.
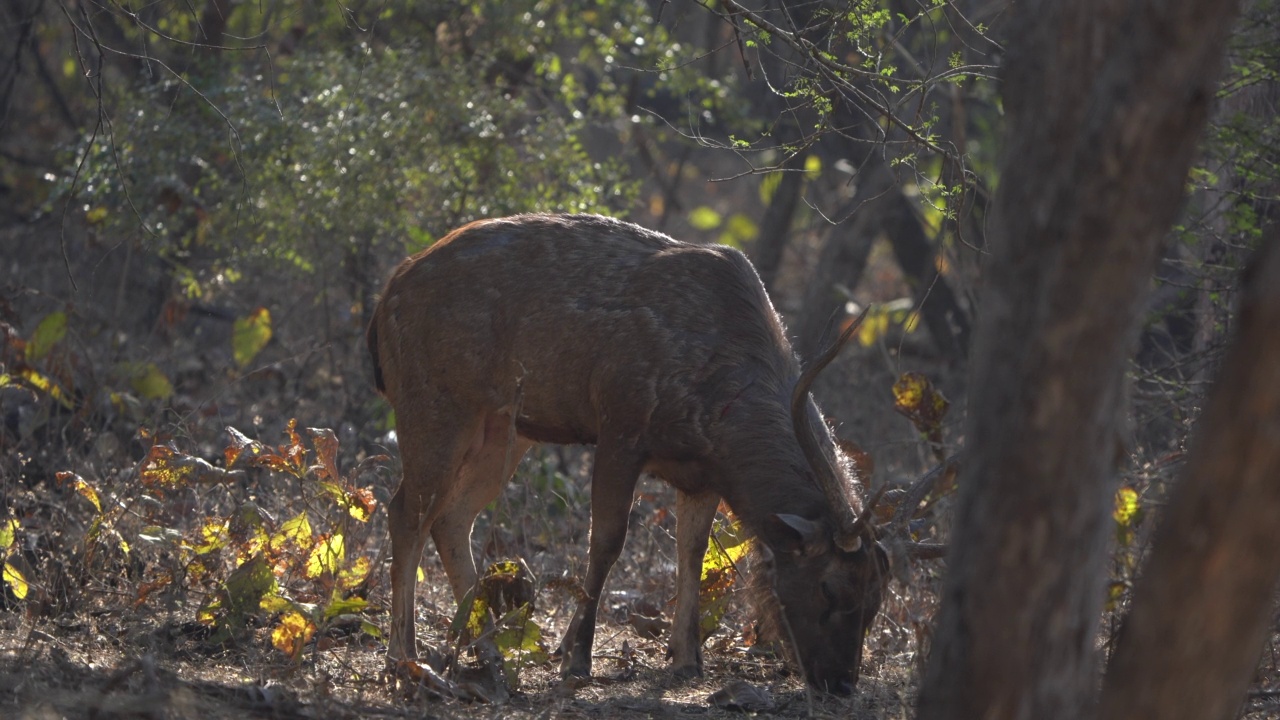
[752,135,806,293]
[884,189,971,364]
[1098,240,1280,720]
[792,199,878,358]
[916,0,1241,718]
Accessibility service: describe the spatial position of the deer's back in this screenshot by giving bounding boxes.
[370,214,796,448]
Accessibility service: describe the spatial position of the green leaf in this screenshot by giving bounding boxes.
[758,172,782,205]
[26,311,67,363]
[688,206,722,231]
[718,213,758,249]
[324,595,370,621]
[224,555,277,627]
[85,206,109,225]
[493,603,549,687]
[360,620,383,638]
[406,226,435,253]
[129,363,174,401]
[232,307,272,368]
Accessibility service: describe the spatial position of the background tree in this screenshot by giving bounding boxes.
[914,0,1251,718]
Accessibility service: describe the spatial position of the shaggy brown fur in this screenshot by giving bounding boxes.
[368,214,887,693]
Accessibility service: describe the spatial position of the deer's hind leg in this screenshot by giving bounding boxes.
[429,410,534,606]
[387,400,528,661]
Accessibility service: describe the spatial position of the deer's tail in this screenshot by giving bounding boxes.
[367,315,386,394]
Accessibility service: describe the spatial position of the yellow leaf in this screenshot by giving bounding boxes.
[74,478,102,514]
[259,595,295,614]
[58,472,102,513]
[191,519,229,554]
[1114,487,1140,526]
[466,594,489,640]
[305,534,344,579]
[271,611,316,660]
[19,369,73,409]
[892,371,950,436]
[274,511,313,551]
[197,595,222,625]
[0,518,17,549]
[804,154,822,179]
[893,373,926,409]
[3,562,28,599]
[338,556,372,590]
[903,310,921,334]
[1106,580,1127,612]
[858,311,891,347]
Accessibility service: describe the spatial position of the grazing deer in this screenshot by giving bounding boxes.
[368,214,897,694]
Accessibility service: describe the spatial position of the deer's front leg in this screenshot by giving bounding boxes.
[559,436,645,678]
[669,490,718,677]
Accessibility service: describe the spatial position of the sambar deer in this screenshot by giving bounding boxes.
[368,214,891,694]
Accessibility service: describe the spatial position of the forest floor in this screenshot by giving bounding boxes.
[4,217,1280,719]
[0,218,937,719]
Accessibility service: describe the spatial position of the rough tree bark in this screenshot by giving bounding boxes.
[916,0,1241,718]
[1097,240,1280,720]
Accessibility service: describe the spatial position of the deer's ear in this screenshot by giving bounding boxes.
[769,514,828,556]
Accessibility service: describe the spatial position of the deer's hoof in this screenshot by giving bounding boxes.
[672,663,703,680]
[559,652,592,679]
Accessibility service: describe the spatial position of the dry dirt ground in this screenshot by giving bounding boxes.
[0,469,933,720]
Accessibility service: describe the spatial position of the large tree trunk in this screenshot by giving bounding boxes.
[915,0,1240,718]
[1097,240,1280,720]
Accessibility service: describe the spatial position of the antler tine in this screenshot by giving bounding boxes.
[790,306,872,422]
[849,483,890,537]
[889,452,964,529]
[790,307,873,551]
[904,542,949,560]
